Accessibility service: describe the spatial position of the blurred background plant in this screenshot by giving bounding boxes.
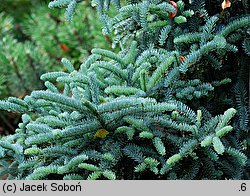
[0,0,42,21]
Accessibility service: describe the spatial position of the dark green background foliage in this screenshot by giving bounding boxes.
[0,0,249,180]
[0,0,50,21]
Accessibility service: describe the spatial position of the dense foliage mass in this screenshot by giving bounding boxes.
[0,0,249,180]
[0,1,111,134]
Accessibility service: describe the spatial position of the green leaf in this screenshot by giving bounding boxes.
[212,137,225,154]
[215,126,233,138]
[153,137,166,156]
[174,16,187,24]
[102,170,116,180]
[201,135,213,147]
[167,154,182,165]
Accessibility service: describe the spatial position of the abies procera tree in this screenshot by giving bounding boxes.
[0,0,249,179]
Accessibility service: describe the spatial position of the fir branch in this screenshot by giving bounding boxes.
[220,16,250,37]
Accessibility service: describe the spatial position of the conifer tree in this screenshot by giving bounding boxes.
[0,0,249,179]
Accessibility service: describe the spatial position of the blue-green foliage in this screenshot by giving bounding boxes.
[0,0,249,179]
